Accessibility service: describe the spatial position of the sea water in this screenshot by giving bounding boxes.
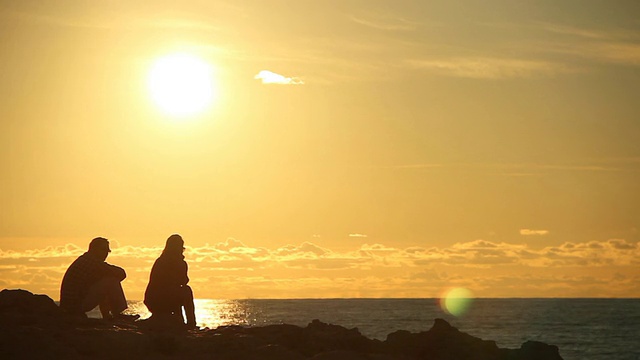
[94,298,639,360]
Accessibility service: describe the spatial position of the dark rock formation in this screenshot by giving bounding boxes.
[0,289,563,360]
[386,318,503,359]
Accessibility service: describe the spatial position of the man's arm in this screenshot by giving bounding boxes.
[103,263,126,281]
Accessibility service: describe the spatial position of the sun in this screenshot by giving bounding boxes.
[148,53,217,117]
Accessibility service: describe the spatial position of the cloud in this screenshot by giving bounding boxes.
[273,242,330,258]
[390,161,629,175]
[2,238,638,299]
[349,14,418,31]
[254,70,304,85]
[143,18,220,31]
[575,42,640,66]
[3,239,637,270]
[361,244,397,252]
[349,233,368,238]
[0,10,115,29]
[394,164,444,169]
[0,244,83,259]
[407,57,569,79]
[452,240,502,249]
[0,6,226,32]
[527,23,640,67]
[608,239,637,250]
[591,156,640,165]
[214,238,248,251]
[540,23,612,40]
[520,229,550,236]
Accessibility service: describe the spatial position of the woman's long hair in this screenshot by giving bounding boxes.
[161,234,185,259]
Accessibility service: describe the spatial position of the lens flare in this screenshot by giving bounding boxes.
[440,287,474,317]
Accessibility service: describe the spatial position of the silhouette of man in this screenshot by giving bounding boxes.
[144,234,196,328]
[60,237,138,320]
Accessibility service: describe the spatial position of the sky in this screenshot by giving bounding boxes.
[1,0,639,300]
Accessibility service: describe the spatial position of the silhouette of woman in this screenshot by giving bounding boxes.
[144,234,196,327]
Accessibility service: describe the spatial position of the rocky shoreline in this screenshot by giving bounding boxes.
[0,289,563,359]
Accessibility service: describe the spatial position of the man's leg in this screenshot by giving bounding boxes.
[104,277,127,314]
[82,278,109,315]
[82,277,127,317]
[98,298,111,319]
[182,285,196,327]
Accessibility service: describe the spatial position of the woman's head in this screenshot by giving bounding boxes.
[163,234,185,257]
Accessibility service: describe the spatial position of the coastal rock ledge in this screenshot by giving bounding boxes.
[0,289,563,360]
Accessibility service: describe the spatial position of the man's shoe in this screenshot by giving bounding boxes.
[113,313,140,322]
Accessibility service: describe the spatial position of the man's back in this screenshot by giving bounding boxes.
[59,237,133,319]
[60,253,109,313]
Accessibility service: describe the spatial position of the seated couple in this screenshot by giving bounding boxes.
[59,234,196,328]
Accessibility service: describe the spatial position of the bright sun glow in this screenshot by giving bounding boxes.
[148,53,216,117]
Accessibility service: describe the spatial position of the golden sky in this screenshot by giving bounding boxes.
[1,0,639,300]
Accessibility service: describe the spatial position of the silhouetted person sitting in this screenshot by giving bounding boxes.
[144,234,196,328]
[60,237,138,321]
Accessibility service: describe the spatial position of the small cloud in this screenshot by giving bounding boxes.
[453,240,501,249]
[361,244,396,252]
[145,18,219,31]
[350,14,417,31]
[407,57,567,79]
[520,229,550,236]
[395,163,444,169]
[299,242,329,256]
[349,233,368,238]
[254,70,304,85]
[272,242,329,257]
[540,23,610,40]
[607,239,637,250]
[214,238,248,251]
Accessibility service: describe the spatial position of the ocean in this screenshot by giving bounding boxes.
[92,298,639,360]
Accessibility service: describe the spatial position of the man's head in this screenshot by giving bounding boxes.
[88,237,111,261]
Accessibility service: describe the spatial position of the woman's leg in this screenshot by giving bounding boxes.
[182,285,196,326]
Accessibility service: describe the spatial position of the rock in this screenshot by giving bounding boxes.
[310,350,377,360]
[385,318,501,360]
[0,288,62,326]
[505,341,563,360]
[253,344,306,360]
[243,323,306,352]
[0,289,61,316]
[301,319,380,356]
[0,289,564,360]
[136,312,188,332]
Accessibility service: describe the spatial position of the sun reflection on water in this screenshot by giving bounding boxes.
[194,299,251,329]
[122,299,253,329]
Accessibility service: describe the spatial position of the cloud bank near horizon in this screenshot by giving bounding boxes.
[1,238,637,299]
